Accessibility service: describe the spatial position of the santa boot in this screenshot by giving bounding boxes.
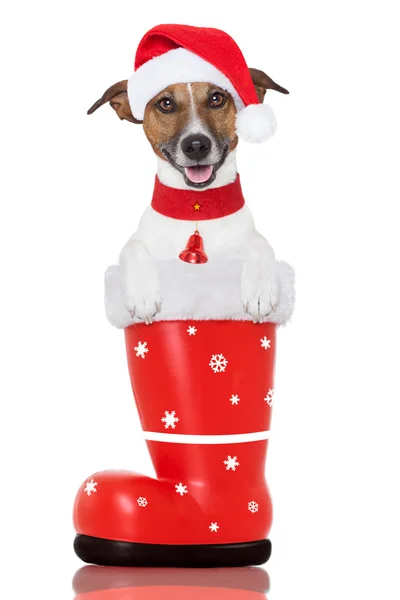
[74,320,276,567]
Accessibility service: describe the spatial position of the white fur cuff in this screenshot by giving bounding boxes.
[128,48,244,120]
[105,259,295,329]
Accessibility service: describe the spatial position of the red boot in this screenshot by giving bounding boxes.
[74,320,276,567]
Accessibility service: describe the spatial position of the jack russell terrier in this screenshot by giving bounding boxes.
[88,25,295,328]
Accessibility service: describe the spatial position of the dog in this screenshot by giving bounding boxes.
[88,44,294,327]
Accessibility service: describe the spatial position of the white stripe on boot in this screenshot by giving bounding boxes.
[143,430,270,444]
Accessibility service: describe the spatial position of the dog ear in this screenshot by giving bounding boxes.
[249,68,289,103]
[87,80,142,124]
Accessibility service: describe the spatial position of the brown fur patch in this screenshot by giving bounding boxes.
[249,68,289,102]
[143,83,238,160]
[87,80,141,123]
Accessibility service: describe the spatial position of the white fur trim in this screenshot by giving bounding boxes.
[236,104,277,143]
[128,48,244,120]
[104,259,295,329]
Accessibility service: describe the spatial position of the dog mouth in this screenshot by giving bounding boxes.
[184,165,214,185]
[162,146,228,189]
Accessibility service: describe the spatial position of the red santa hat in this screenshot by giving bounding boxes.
[127,24,277,143]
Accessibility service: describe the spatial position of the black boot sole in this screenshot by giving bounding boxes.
[74,534,271,568]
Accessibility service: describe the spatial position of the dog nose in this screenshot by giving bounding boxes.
[181,134,211,160]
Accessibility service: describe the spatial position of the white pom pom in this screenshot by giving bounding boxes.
[235,104,277,143]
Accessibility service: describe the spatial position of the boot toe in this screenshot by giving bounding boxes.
[73,470,199,544]
[73,470,156,541]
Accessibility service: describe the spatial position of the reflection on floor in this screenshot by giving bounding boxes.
[73,566,270,599]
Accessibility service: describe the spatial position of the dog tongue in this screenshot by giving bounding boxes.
[185,165,213,183]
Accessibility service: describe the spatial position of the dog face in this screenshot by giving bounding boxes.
[88,69,288,188]
[143,83,238,188]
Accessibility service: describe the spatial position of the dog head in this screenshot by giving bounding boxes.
[88,69,288,189]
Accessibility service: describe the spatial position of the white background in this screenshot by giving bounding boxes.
[1,1,399,598]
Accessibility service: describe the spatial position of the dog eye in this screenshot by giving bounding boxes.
[209,92,226,108]
[157,98,175,113]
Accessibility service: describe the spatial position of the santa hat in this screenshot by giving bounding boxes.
[127,24,277,143]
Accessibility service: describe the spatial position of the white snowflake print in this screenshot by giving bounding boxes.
[161,410,179,429]
[209,354,228,373]
[265,389,274,407]
[224,455,240,471]
[175,482,188,496]
[230,394,240,406]
[84,478,98,497]
[134,341,149,359]
[137,497,148,507]
[187,325,197,336]
[260,336,271,350]
[209,522,220,532]
[248,501,259,514]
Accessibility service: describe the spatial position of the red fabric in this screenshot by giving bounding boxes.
[134,24,260,107]
[151,175,245,221]
[74,320,276,546]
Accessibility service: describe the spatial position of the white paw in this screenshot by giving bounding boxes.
[241,260,280,323]
[122,259,162,325]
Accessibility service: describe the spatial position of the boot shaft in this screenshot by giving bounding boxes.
[125,320,276,483]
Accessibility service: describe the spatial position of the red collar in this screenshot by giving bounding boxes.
[151,175,245,220]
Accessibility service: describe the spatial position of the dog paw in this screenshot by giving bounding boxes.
[241,260,280,323]
[121,260,162,325]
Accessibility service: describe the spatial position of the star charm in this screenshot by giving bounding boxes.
[193,203,201,211]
